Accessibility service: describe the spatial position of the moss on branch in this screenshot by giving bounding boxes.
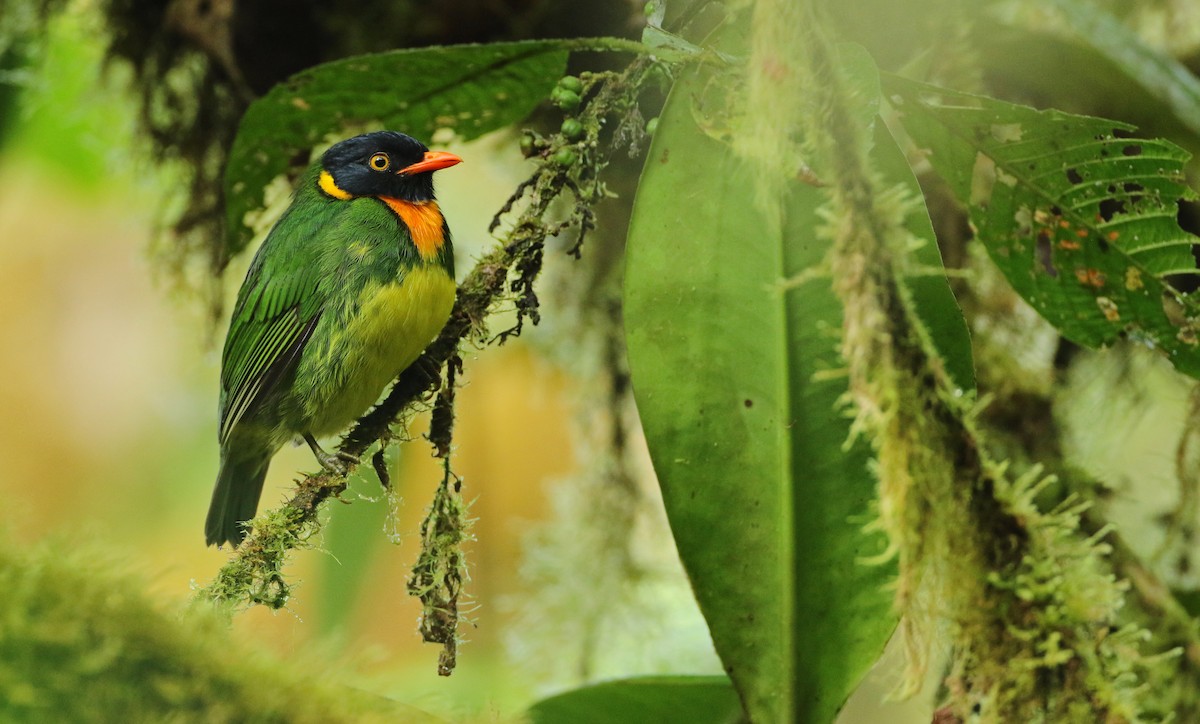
[784,0,1164,717]
[0,537,434,723]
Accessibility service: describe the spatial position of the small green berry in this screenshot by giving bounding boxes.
[553,148,578,167]
[560,118,584,140]
[558,75,583,94]
[551,87,581,111]
[519,132,536,158]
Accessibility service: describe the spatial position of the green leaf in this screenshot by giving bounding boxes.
[1172,587,1200,619]
[624,46,895,724]
[987,0,1200,144]
[874,120,975,391]
[832,38,977,393]
[526,676,740,724]
[223,40,569,256]
[886,74,1200,379]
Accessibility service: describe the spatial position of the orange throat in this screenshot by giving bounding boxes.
[378,197,446,261]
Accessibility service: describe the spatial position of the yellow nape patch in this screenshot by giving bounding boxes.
[318,170,353,200]
[378,198,446,261]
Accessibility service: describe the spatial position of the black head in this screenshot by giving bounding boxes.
[319,131,461,203]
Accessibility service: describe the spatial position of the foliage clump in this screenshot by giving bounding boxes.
[0,536,425,722]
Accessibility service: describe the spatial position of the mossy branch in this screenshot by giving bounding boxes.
[194,55,668,669]
[785,0,1162,717]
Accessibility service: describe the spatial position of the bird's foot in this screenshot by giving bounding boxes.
[321,450,362,475]
[303,434,360,476]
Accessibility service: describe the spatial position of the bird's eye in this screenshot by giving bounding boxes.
[369,153,390,171]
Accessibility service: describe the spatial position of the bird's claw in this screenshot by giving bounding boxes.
[304,434,359,476]
[318,450,361,476]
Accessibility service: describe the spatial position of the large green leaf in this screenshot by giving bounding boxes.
[623,49,896,724]
[985,0,1200,148]
[873,105,976,394]
[224,40,569,255]
[887,74,1200,378]
[832,43,975,388]
[525,676,740,724]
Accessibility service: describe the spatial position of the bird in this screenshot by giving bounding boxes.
[205,131,461,548]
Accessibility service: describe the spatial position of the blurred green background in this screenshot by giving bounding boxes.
[0,6,596,715]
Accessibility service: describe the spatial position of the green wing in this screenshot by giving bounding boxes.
[218,212,325,445]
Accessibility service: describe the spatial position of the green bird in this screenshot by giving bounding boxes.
[206,131,461,548]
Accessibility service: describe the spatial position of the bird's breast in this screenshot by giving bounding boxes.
[301,264,456,436]
[354,265,456,363]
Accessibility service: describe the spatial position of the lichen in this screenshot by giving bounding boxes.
[407,460,474,677]
[788,3,1164,717]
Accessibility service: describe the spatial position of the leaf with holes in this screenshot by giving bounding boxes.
[886,74,1200,378]
[223,40,569,257]
[982,0,1200,149]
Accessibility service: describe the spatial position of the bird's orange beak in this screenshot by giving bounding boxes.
[398,150,463,175]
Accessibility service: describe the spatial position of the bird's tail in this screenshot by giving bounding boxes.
[205,449,271,548]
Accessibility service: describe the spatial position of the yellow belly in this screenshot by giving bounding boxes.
[304,265,456,436]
